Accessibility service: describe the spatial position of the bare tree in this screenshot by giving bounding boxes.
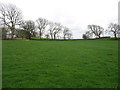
[67,33,72,39]
[0,3,22,38]
[82,34,88,39]
[48,22,62,39]
[83,31,93,39]
[48,22,55,39]
[107,23,120,39]
[21,20,35,39]
[88,25,104,38]
[63,26,71,39]
[36,18,48,39]
[53,23,62,39]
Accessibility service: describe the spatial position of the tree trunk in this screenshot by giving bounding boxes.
[98,35,100,39]
[39,31,42,39]
[11,23,15,39]
[50,33,53,39]
[64,35,66,40]
[114,33,117,39]
[54,34,56,39]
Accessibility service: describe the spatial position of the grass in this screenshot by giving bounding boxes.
[2,39,118,88]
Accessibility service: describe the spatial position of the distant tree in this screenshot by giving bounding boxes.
[83,31,93,39]
[36,18,48,39]
[53,23,62,39]
[63,26,72,39]
[48,22,62,39]
[0,3,22,39]
[48,22,55,39]
[82,34,88,39]
[88,25,104,38]
[21,20,35,39]
[63,26,69,39]
[67,33,72,39]
[86,31,93,38]
[106,23,120,39]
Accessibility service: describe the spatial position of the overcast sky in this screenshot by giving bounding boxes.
[0,0,119,38]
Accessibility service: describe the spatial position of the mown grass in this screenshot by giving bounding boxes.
[2,40,118,88]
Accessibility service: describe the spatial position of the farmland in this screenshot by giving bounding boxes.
[2,40,118,88]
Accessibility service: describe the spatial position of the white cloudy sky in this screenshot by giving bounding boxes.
[0,0,119,38]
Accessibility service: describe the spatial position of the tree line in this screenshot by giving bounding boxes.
[83,23,120,39]
[0,3,72,40]
[0,3,119,40]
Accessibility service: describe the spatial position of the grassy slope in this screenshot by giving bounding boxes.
[2,40,118,88]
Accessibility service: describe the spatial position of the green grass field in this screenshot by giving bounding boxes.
[2,40,118,88]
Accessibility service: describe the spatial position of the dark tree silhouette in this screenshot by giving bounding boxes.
[107,23,120,39]
[88,25,104,38]
[83,31,93,39]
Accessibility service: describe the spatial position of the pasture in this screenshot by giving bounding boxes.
[2,40,118,88]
